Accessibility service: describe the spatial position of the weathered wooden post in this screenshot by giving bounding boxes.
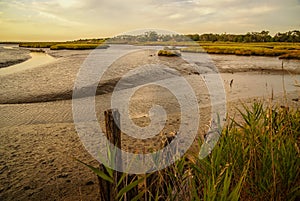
[98,109,122,201]
[98,109,138,201]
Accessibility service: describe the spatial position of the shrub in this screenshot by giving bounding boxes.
[158,50,181,57]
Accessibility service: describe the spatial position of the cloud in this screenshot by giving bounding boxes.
[168,13,184,19]
[0,0,82,26]
[0,0,299,40]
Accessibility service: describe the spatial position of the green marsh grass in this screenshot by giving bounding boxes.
[19,40,108,50]
[181,42,300,59]
[19,42,60,48]
[49,43,109,50]
[79,102,300,200]
[158,50,181,57]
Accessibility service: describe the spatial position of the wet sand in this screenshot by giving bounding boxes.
[0,45,31,68]
[0,52,56,76]
[0,48,101,200]
[0,46,299,200]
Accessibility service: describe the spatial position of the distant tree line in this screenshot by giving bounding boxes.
[186,30,300,42]
[109,30,300,43]
[109,31,188,43]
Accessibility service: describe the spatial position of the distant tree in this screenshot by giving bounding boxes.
[185,34,200,41]
[199,33,217,42]
[259,31,272,42]
[291,30,300,42]
[172,34,188,42]
[145,31,158,41]
[160,34,172,41]
[274,32,288,42]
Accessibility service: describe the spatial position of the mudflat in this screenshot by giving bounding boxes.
[0,46,299,200]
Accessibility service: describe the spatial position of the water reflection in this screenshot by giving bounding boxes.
[0,52,56,76]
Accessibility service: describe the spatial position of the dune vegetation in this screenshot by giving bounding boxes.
[81,102,300,200]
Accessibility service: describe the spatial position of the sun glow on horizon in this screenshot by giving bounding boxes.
[0,0,299,41]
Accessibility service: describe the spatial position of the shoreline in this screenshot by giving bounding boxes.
[0,58,31,68]
[0,52,56,76]
[0,69,299,104]
[0,46,31,68]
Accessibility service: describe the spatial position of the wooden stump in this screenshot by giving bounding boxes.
[98,109,138,201]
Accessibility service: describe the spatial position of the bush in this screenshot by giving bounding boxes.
[158,50,181,57]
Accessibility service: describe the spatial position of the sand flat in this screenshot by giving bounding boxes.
[0,46,299,200]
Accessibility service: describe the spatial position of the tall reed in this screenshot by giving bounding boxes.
[80,102,300,200]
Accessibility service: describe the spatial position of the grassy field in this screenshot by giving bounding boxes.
[81,102,300,200]
[49,43,109,50]
[182,42,300,59]
[19,42,61,48]
[18,40,107,50]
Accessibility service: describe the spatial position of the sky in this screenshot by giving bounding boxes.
[0,0,299,41]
